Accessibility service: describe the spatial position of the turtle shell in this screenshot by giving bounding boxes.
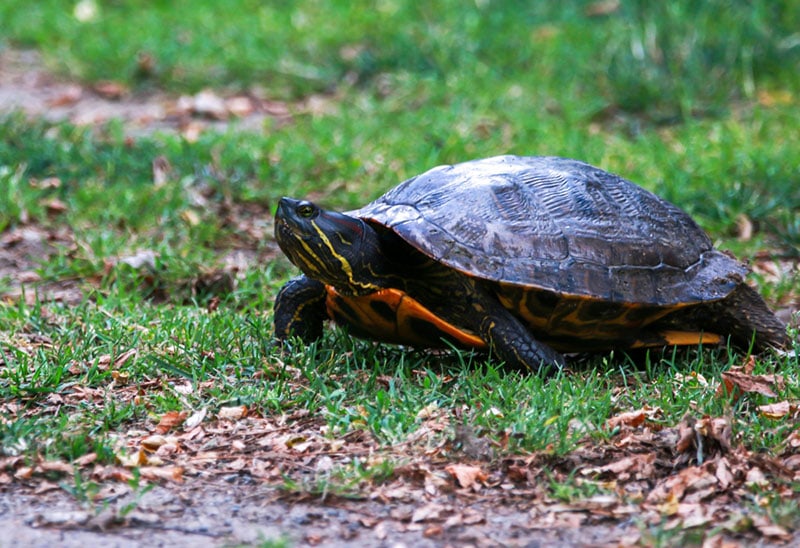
[354,155,747,306]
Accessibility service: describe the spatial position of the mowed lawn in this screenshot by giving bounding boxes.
[1,1,799,545]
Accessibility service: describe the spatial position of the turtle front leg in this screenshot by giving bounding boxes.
[273,275,328,343]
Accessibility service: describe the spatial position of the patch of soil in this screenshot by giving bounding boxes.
[0,48,300,138]
[0,224,86,306]
[0,484,638,548]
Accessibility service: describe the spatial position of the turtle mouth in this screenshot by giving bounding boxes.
[275,221,306,261]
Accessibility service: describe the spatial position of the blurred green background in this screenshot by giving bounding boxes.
[2,0,798,245]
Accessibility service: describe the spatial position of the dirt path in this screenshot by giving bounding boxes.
[0,48,291,138]
[1,484,644,547]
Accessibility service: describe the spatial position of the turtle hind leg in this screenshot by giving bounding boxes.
[273,275,328,343]
[705,284,788,351]
[478,312,566,375]
[462,285,565,375]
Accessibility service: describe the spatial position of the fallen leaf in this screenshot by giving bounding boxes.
[719,367,780,400]
[218,405,247,421]
[141,435,167,452]
[113,348,137,368]
[48,85,82,107]
[31,510,91,527]
[73,453,97,467]
[14,466,33,480]
[751,513,792,540]
[111,370,131,384]
[154,411,187,434]
[411,502,445,523]
[34,480,61,494]
[605,409,646,430]
[444,463,487,489]
[423,524,443,537]
[43,198,68,215]
[180,209,201,226]
[37,460,74,475]
[93,81,129,99]
[138,465,184,482]
[117,250,158,270]
[225,96,254,117]
[415,402,439,420]
[745,467,768,487]
[676,415,732,459]
[184,407,207,429]
[190,89,228,119]
[715,457,733,489]
[585,0,620,17]
[373,521,387,540]
[758,401,795,419]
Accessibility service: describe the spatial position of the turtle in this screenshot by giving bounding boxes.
[273,155,787,374]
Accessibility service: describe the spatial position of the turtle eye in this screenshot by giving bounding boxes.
[296,202,315,218]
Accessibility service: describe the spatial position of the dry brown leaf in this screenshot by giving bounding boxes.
[225,96,255,117]
[189,89,228,119]
[582,453,655,481]
[676,415,732,458]
[14,466,33,480]
[141,435,167,452]
[719,367,781,400]
[758,401,795,419]
[154,410,188,434]
[34,480,61,494]
[696,416,732,453]
[605,409,646,430]
[43,198,68,215]
[118,447,148,468]
[48,85,82,107]
[715,457,733,489]
[92,465,135,483]
[676,417,696,453]
[751,513,792,540]
[411,502,446,523]
[585,0,620,17]
[37,460,74,475]
[745,467,768,487]
[113,348,137,368]
[184,407,207,429]
[373,521,387,540]
[110,370,131,384]
[702,534,743,548]
[93,81,129,99]
[138,465,184,483]
[444,463,487,489]
[218,405,247,421]
[735,214,753,241]
[423,524,444,537]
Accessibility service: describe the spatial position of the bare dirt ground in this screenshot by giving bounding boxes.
[0,484,642,547]
[2,48,799,547]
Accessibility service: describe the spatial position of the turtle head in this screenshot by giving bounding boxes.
[275,197,385,295]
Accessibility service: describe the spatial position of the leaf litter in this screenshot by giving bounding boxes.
[1,359,799,546]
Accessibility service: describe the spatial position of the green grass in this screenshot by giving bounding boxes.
[1,1,799,542]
